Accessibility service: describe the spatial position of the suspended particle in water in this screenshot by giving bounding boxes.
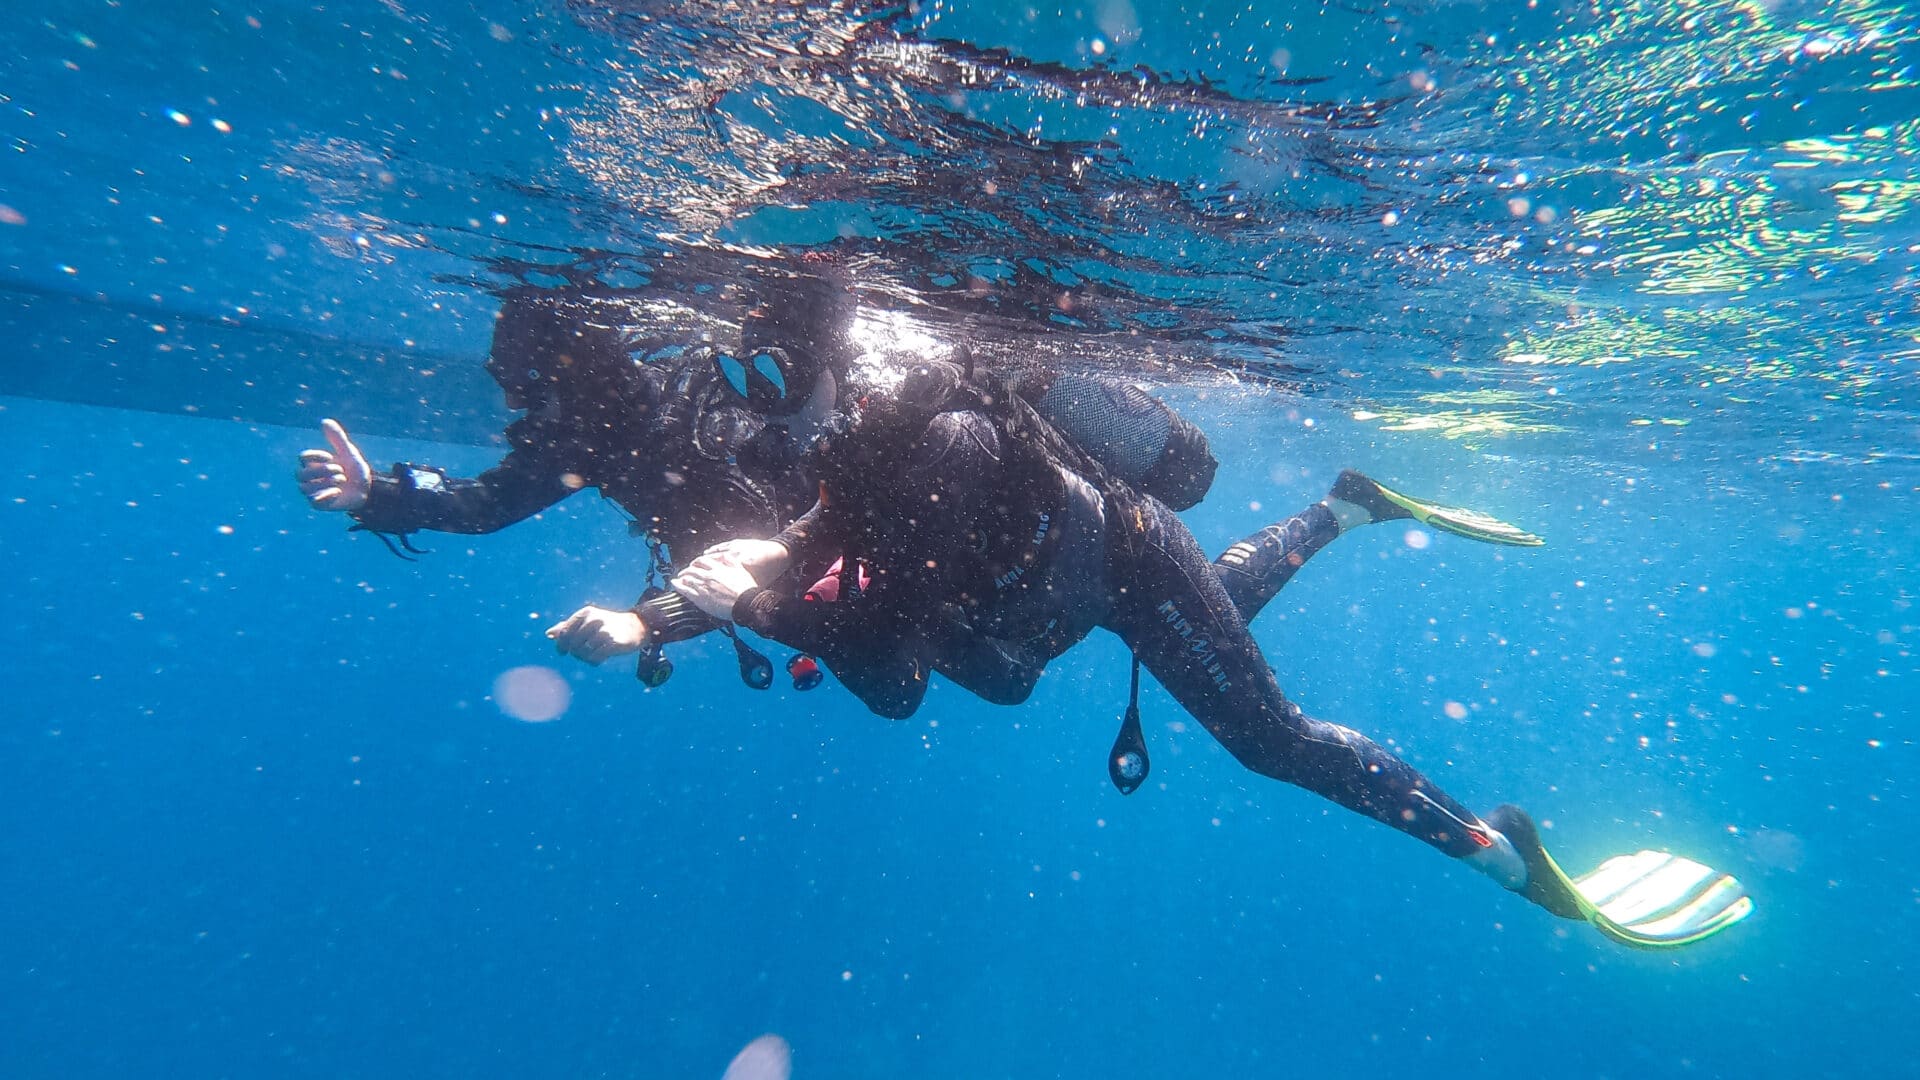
[492,665,571,722]
[1403,529,1431,550]
[721,1034,791,1080]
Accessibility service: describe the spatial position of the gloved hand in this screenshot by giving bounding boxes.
[295,419,372,511]
[545,605,648,665]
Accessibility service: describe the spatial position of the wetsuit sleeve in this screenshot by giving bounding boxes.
[766,496,842,564]
[348,443,574,535]
[732,586,841,654]
[632,588,723,646]
[724,497,864,657]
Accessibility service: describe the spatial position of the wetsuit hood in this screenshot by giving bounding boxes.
[715,274,857,417]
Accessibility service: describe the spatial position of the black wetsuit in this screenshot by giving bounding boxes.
[346,299,817,644]
[731,360,1491,860]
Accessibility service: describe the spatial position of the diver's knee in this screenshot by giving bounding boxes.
[974,679,1035,707]
[873,697,923,721]
[1207,714,1315,783]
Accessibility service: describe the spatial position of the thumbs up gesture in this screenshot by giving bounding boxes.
[295,418,373,511]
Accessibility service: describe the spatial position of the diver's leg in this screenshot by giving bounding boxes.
[1207,469,1543,623]
[818,637,933,720]
[928,623,1047,706]
[1103,490,1523,879]
[1208,502,1342,623]
[788,606,936,721]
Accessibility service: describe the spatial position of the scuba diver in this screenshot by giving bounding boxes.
[297,274,1508,695]
[294,284,828,679]
[669,337,1755,950]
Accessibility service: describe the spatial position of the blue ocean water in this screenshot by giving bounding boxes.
[2,1,1915,1077]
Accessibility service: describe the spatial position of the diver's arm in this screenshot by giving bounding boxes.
[544,589,727,667]
[348,441,575,536]
[631,588,724,646]
[298,416,569,533]
[763,494,847,568]
[675,555,912,701]
[546,604,649,665]
[729,584,848,657]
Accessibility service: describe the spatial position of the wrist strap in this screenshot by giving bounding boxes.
[634,587,720,646]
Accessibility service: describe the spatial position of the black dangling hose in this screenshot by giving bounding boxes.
[350,525,429,562]
[635,643,674,689]
[1108,657,1150,795]
[722,625,774,690]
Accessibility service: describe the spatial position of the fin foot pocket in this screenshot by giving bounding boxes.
[1484,804,1586,920]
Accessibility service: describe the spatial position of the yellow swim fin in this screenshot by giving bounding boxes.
[1331,470,1545,547]
[1486,804,1754,949]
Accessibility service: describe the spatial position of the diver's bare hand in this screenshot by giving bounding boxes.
[672,562,759,621]
[545,605,647,666]
[695,538,793,581]
[296,419,372,511]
